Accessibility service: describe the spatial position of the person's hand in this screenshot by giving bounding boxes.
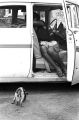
[40,41,48,48]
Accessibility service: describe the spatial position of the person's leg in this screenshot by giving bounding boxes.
[47,46,66,76]
[40,45,63,77]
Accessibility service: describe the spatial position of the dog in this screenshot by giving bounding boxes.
[11,87,28,106]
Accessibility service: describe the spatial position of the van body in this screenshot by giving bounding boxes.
[0,0,78,84]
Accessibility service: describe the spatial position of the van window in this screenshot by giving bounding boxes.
[66,2,79,28]
[0,5,26,28]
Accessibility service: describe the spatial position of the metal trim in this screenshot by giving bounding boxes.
[0,44,32,48]
[76,46,79,52]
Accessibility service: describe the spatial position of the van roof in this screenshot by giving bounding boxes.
[0,0,62,3]
[0,0,78,5]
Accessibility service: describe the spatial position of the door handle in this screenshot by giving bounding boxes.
[73,31,78,34]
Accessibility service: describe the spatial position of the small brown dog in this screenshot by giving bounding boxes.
[12,87,28,106]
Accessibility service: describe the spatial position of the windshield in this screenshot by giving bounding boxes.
[0,5,26,28]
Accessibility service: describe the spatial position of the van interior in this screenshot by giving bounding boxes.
[33,4,67,78]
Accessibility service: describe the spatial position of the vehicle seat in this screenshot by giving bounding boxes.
[33,29,51,72]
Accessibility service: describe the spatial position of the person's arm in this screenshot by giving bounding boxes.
[33,20,44,27]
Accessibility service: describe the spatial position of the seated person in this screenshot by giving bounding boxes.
[33,12,50,42]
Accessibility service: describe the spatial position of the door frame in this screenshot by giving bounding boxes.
[63,0,75,82]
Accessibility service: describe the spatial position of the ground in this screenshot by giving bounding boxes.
[0,83,79,120]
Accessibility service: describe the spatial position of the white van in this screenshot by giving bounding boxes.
[0,0,78,84]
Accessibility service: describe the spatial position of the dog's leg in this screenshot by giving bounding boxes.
[20,102,22,107]
[11,92,17,104]
[19,98,23,107]
[11,97,15,104]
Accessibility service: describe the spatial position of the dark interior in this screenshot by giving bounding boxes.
[33,4,67,76]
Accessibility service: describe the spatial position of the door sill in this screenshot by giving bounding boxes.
[32,71,67,82]
[33,72,58,78]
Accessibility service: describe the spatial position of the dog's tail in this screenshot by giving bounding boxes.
[23,91,28,102]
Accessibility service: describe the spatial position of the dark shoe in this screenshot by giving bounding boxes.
[56,67,63,77]
[63,69,67,76]
[61,67,67,76]
[11,101,15,104]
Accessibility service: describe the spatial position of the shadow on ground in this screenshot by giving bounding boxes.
[0,82,79,120]
[0,82,79,92]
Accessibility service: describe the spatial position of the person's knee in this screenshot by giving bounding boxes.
[40,45,48,56]
[47,46,57,56]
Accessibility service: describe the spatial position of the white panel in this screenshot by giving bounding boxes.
[72,51,79,85]
[0,28,31,44]
[67,40,75,81]
[66,31,75,82]
[0,48,31,77]
[0,3,32,78]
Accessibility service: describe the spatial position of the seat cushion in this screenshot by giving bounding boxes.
[36,57,51,72]
[36,58,45,69]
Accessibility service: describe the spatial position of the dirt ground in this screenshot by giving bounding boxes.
[0,84,79,120]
